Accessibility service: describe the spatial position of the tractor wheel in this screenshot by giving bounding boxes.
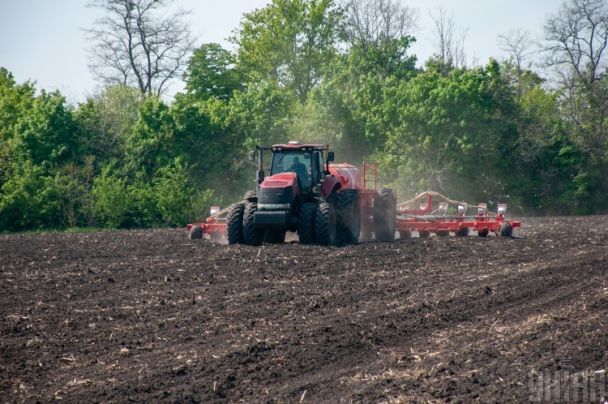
[478,228,489,238]
[189,225,203,240]
[243,190,257,202]
[419,230,430,238]
[373,188,396,242]
[298,202,317,244]
[500,222,513,237]
[264,229,286,243]
[456,227,469,237]
[227,203,245,244]
[243,202,264,246]
[315,202,337,245]
[336,190,361,244]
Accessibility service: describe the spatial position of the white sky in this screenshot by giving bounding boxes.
[0,0,561,103]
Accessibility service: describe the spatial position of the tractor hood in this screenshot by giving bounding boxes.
[260,172,298,189]
[257,172,297,208]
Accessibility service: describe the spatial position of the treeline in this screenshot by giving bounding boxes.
[1,0,607,231]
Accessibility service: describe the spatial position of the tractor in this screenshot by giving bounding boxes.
[225,141,396,246]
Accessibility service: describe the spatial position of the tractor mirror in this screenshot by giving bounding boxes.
[248,151,256,161]
[327,151,335,162]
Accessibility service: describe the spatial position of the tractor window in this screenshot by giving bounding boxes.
[313,151,324,183]
[271,151,312,188]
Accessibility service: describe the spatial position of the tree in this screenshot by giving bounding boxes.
[429,7,468,71]
[86,0,195,96]
[498,29,536,97]
[341,0,417,47]
[234,0,342,102]
[544,0,608,148]
[75,85,142,162]
[184,43,243,101]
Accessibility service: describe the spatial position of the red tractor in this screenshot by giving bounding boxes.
[226,141,396,246]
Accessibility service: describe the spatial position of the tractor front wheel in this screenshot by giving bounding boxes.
[298,203,317,244]
[227,203,245,244]
[243,202,264,246]
[315,202,337,245]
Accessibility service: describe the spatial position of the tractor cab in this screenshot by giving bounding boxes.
[268,143,328,193]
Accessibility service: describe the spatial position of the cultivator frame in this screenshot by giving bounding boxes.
[186,206,228,240]
[395,191,520,238]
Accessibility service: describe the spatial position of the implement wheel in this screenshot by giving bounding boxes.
[419,230,430,238]
[478,228,489,238]
[500,223,513,237]
[227,203,245,244]
[373,188,396,242]
[189,225,203,240]
[456,227,469,237]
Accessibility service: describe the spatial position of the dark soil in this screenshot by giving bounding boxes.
[1,216,607,402]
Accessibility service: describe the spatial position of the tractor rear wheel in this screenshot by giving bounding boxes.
[315,202,337,245]
[336,190,361,244]
[227,203,245,244]
[298,202,317,244]
[243,202,264,246]
[500,222,513,237]
[243,190,257,202]
[189,225,203,240]
[373,188,396,242]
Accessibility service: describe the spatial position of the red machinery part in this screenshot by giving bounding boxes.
[395,192,521,236]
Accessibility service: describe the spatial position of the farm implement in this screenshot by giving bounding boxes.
[395,191,520,238]
[187,142,520,244]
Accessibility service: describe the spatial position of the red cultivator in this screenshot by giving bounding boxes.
[186,206,228,241]
[396,191,521,238]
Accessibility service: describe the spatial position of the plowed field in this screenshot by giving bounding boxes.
[1,216,607,402]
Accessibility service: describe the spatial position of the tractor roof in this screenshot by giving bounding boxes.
[271,141,328,151]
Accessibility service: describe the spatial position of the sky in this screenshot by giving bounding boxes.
[0,0,561,103]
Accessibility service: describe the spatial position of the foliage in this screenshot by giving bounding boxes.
[234,0,342,102]
[2,0,608,232]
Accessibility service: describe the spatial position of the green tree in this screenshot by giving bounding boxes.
[235,0,342,102]
[75,85,142,162]
[184,43,243,101]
